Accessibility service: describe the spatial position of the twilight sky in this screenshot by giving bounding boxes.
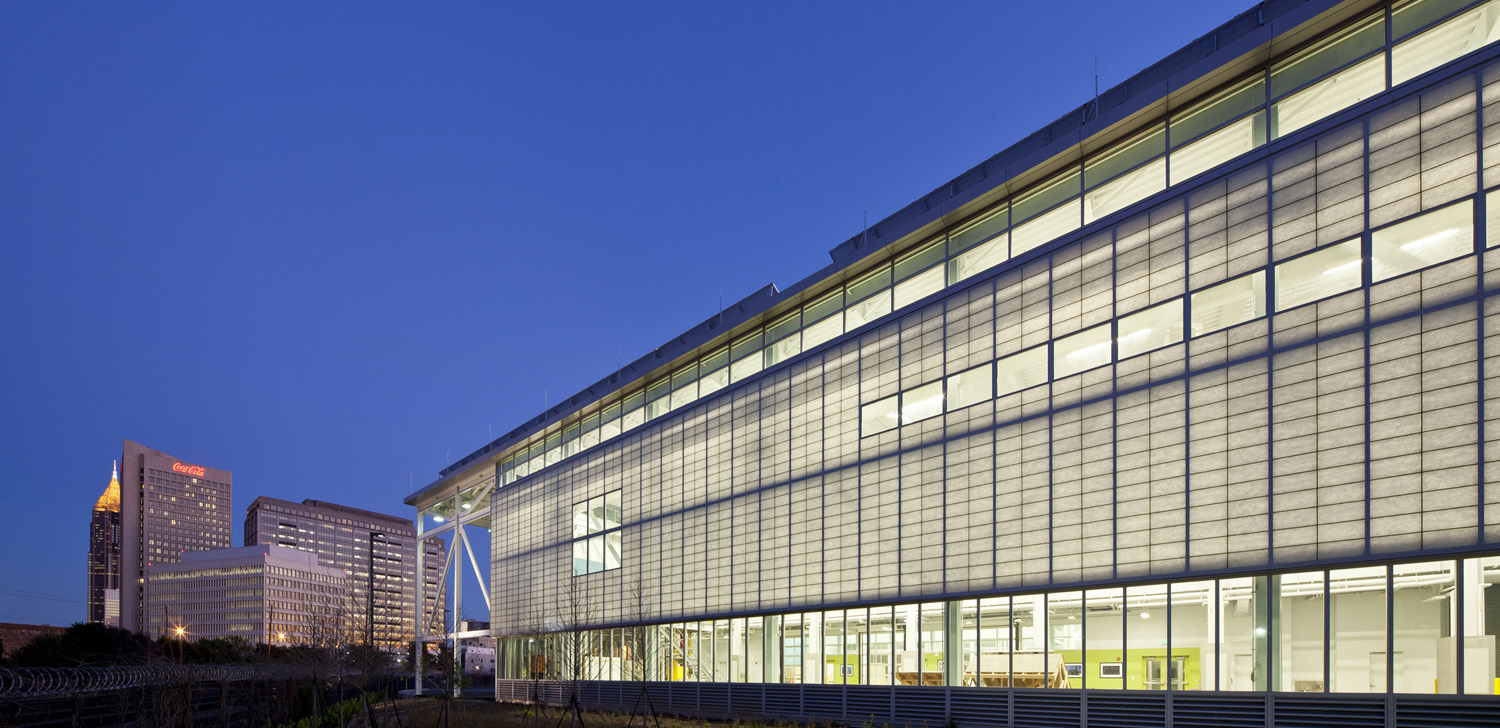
[0,0,1245,625]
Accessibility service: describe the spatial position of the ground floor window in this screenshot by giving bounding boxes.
[499,553,1500,694]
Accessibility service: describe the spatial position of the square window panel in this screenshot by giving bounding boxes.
[1372,199,1473,281]
[996,346,1050,397]
[901,381,945,424]
[1191,271,1266,336]
[946,364,994,411]
[1054,323,1113,378]
[1117,299,1184,359]
[861,395,900,436]
[1275,238,1362,310]
[846,291,893,331]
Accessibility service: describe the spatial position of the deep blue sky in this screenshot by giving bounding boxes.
[0,1,1245,625]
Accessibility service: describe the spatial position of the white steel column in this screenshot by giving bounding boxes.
[413,506,425,694]
[460,526,491,611]
[451,482,463,698]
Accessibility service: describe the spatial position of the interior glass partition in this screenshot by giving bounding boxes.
[1126,584,1169,690]
[1171,581,1216,691]
[782,614,804,684]
[1048,591,1084,688]
[975,597,1011,687]
[1394,560,1457,693]
[1276,571,1327,693]
[1086,587,1125,690]
[1464,556,1500,695]
[867,606,894,685]
[824,610,846,685]
[894,604,919,684]
[919,602,947,686]
[1329,565,1387,693]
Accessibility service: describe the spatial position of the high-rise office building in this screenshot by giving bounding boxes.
[119,440,232,634]
[409,0,1500,722]
[244,497,447,649]
[86,461,122,624]
[145,545,346,644]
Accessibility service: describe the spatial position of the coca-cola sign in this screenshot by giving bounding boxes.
[172,462,206,477]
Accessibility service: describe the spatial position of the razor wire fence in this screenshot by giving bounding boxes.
[0,664,309,698]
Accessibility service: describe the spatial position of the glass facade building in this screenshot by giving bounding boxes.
[408,0,1500,723]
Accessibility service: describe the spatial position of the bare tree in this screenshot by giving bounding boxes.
[622,576,662,728]
[554,573,596,728]
[283,576,353,728]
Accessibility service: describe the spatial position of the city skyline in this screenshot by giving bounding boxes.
[0,0,1246,626]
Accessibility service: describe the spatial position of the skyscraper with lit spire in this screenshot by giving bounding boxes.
[87,461,122,624]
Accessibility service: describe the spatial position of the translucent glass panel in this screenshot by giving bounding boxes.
[996,346,1050,396]
[957,601,978,685]
[947,363,994,410]
[1393,0,1500,85]
[1270,14,1386,99]
[1191,272,1266,336]
[1127,584,1169,690]
[1271,54,1386,138]
[894,604,917,684]
[844,609,869,685]
[783,614,805,684]
[801,306,843,350]
[1085,157,1167,225]
[1218,576,1266,690]
[1393,560,1457,693]
[1117,300,1184,359]
[1464,556,1500,695]
[948,233,1009,285]
[1275,238,1363,311]
[1395,0,1487,39]
[1012,198,1082,257]
[976,597,1011,686]
[1048,591,1083,688]
[1085,588,1124,690]
[1011,596,1043,682]
[804,609,828,684]
[1171,78,1267,147]
[1086,126,1166,188]
[764,331,802,368]
[902,381,945,424]
[893,264,945,310]
[1329,566,1386,693]
[750,617,768,684]
[868,607,894,686]
[1277,571,1326,693]
[861,395,899,436]
[1172,581,1216,691]
[825,611,846,685]
[1171,113,1268,185]
[1054,323,1113,378]
[845,289,892,331]
[920,602,947,685]
[1371,200,1474,281]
